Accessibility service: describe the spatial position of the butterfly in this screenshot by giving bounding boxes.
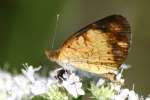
[45,15,131,81]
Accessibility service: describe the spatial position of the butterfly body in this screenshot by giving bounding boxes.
[45,15,131,80]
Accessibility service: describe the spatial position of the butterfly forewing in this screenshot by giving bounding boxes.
[46,15,131,74]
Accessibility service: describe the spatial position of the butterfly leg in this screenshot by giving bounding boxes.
[103,73,124,85]
[103,73,116,81]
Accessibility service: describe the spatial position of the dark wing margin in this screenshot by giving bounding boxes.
[95,15,131,65]
[63,15,131,47]
[95,15,131,47]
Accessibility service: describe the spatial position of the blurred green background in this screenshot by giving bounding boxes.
[0,0,150,96]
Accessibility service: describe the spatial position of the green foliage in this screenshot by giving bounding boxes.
[42,85,70,100]
[32,96,46,100]
[89,83,115,100]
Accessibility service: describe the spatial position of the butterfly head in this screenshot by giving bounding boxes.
[45,49,77,71]
[45,49,60,62]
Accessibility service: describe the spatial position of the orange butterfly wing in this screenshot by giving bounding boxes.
[46,15,131,74]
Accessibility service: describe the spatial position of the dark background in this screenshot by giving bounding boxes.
[0,0,150,96]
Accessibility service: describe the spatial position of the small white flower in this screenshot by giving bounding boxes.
[6,84,24,100]
[128,90,139,100]
[96,78,105,87]
[62,73,85,98]
[120,64,130,69]
[116,73,122,81]
[146,96,150,100]
[0,70,12,91]
[47,78,57,88]
[30,80,48,95]
[13,75,30,94]
[116,64,130,81]
[110,83,121,92]
[22,63,41,82]
[114,89,129,100]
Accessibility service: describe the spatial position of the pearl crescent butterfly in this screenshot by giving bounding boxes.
[45,15,131,81]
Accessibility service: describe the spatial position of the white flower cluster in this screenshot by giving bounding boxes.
[90,64,150,100]
[0,63,149,100]
[61,72,85,98]
[90,78,150,100]
[0,63,84,100]
[0,63,48,100]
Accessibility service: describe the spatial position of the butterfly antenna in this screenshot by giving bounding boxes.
[51,14,60,49]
